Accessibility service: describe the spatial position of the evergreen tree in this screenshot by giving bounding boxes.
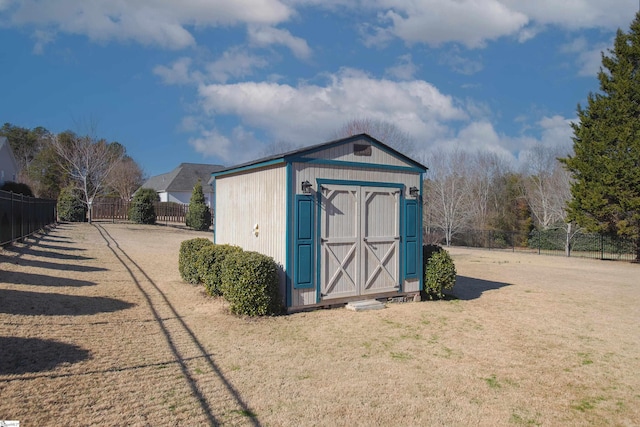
[560,12,640,261]
[186,180,212,231]
[129,188,158,224]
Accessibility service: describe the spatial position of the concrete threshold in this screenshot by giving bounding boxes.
[345,299,386,311]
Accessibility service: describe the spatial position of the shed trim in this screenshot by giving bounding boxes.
[285,162,293,307]
[289,157,425,173]
[212,158,286,178]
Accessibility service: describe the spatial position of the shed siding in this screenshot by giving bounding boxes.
[215,164,288,270]
[306,140,408,167]
[293,163,421,190]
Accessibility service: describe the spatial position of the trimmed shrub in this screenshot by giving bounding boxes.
[196,244,242,296]
[57,186,85,222]
[179,238,214,284]
[220,251,283,316]
[185,181,212,231]
[424,249,457,299]
[129,188,159,224]
[423,244,443,266]
[1,181,34,197]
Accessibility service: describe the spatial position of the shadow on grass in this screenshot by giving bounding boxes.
[8,247,94,261]
[449,276,511,300]
[0,271,96,287]
[34,242,86,252]
[7,258,107,273]
[0,289,134,315]
[95,223,261,427]
[0,337,90,375]
[37,235,72,242]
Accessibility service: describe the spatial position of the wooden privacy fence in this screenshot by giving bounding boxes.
[91,198,211,225]
[0,190,57,246]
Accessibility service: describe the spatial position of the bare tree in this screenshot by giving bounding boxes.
[466,151,511,230]
[522,145,580,255]
[107,156,145,201]
[259,140,301,157]
[424,149,473,246]
[51,131,124,222]
[332,118,418,159]
[522,145,570,229]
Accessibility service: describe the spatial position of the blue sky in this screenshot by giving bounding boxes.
[0,1,637,177]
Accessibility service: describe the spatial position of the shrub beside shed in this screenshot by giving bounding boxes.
[212,133,427,311]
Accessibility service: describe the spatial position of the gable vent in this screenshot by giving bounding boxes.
[353,144,372,156]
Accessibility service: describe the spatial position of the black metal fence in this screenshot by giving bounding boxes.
[441,228,638,262]
[0,190,57,246]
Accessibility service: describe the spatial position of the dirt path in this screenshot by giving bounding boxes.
[1,223,639,426]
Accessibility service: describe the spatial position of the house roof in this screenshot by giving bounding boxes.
[213,133,427,177]
[141,163,225,193]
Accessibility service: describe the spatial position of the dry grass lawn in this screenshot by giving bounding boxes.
[0,222,639,426]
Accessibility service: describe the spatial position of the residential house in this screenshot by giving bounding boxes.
[140,163,225,208]
[0,137,19,186]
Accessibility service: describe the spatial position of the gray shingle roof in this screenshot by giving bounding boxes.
[141,163,225,193]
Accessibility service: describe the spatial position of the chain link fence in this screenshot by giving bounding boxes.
[0,190,57,246]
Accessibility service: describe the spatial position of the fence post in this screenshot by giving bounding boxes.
[600,234,604,260]
[538,229,541,255]
[20,193,24,243]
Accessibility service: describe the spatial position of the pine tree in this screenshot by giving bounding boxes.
[560,12,640,261]
[186,180,212,231]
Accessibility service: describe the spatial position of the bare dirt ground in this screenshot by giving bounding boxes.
[0,222,638,426]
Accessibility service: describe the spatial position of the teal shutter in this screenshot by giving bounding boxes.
[404,199,419,279]
[294,195,315,289]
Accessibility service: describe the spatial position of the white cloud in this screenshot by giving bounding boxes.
[197,68,465,143]
[365,0,528,48]
[248,25,312,59]
[206,47,269,83]
[188,125,261,164]
[7,0,292,50]
[333,1,633,48]
[561,37,610,77]
[422,113,574,168]
[438,48,483,75]
[503,0,636,31]
[154,48,270,86]
[384,54,418,80]
[31,29,55,54]
[153,57,202,85]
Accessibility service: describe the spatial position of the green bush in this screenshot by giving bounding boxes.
[424,249,457,299]
[179,238,214,284]
[185,181,212,231]
[196,244,242,296]
[220,251,283,316]
[129,188,159,224]
[423,244,443,267]
[1,181,34,197]
[57,186,85,222]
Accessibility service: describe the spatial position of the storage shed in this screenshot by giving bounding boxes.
[212,133,427,311]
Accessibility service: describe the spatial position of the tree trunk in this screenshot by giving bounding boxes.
[565,222,572,257]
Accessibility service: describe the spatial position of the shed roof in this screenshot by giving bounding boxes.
[213,133,427,178]
[141,163,225,193]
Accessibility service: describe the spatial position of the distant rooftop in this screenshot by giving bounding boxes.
[141,163,225,193]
